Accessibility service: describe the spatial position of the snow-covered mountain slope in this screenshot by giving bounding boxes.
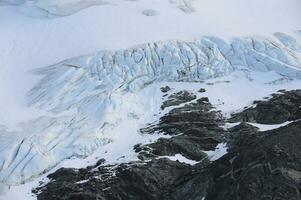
[0,0,301,199]
[1,33,301,190]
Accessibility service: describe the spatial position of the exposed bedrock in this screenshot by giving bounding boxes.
[160,90,197,110]
[207,121,301,200]
[229,89,301,124]
[138,94,224,161]
[34,158,211,200]
[34,89,301,200]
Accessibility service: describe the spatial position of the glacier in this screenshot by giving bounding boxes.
[0,33,301,190]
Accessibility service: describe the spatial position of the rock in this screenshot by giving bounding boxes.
[198,88,206,93]
[206,121,301,200]
[95,158,106,166]
[160,86,171,93]
[161,90,197,110]
[225,122,259,149]
[278,89,286,93]
[35,159,210,200]
[229,90,301,124]
[142,9,159,16]
[139,94,224,161]
[35,120,301,200]
[34,90,301,200]
[144,136,217,160]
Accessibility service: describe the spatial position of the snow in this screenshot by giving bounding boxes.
[203,143,228,162]
[158,154,199,165]
[248,121,293,131]
[61,84,168,169]
[0,0,301,199]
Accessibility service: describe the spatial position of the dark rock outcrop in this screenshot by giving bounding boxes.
[225,122,259,149]
[34,159,211,200]
[198,88,206,93]
[229,89,301,124]
[206,121,301,200]
[160,90,197,110]
[138,95,225,161]
[161,86,171,93]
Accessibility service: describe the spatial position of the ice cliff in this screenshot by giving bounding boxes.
[0,33,301,188]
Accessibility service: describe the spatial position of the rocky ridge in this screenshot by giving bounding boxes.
[34,89,301,200]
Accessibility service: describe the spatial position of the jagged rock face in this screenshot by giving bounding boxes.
[229,89,301,124]
[160,86,171,93]
[1,34,301,187]
[225,122,259,149]
[138,94,224,161]
[34,89,301,200]
[207,121,301,200]
[160,90,197,110]
[34,159,210,200]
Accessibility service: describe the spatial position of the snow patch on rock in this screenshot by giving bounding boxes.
[158,154,199,165]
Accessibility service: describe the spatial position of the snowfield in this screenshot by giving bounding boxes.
[0,0,301,199]
[0,0,197,16]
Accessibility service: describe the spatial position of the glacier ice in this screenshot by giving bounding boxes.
[0,33,301,188]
